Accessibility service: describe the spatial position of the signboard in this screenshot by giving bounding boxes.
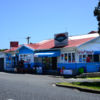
[10,41,19,48]
[54,32,68,47]
[63,69,73,75]
[78,50,94,55]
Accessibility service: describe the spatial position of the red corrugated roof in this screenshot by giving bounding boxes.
[4,37,96,52]
[37,39,54,49]
[26,43,40,49]
[65,37,95,48]
[4,47,19,53]
[36,37,95,49]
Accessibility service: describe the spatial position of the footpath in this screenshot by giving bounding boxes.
[55,77,100,94]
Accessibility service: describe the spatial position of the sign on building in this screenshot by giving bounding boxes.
[10,41,19,48]
[54,32,68,47]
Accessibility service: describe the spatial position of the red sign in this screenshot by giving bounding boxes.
[10,42,19,47]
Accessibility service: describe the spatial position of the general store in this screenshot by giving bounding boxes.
[33,32,100,75]
[2,32,100,75]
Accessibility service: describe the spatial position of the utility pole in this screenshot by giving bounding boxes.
[26,36,31,44]
[94,0,100,35]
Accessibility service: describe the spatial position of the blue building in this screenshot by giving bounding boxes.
[33,32,100,75]
[3,32,100,75]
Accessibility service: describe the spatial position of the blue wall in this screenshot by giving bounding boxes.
[5,53,12,68]
[18,46,35,69]
[57,62,100,75]
[19,46,34,54]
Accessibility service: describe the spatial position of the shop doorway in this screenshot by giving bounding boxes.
[52,57,57,70]
[93,55,99,62]
[0,58,4,71]
[42,57,57,71]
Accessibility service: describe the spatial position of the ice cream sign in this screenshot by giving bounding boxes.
[54,32,68,47]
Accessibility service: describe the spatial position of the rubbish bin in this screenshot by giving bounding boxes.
[78,67,84,74]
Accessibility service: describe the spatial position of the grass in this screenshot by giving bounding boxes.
[56,82,100,91]
[72,82,100,90]
[87,77,100,79]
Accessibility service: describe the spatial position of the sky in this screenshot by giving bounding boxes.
[0,0,99,49]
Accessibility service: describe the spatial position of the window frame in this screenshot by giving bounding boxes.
[19,54,34,63]
[62,52,76,63]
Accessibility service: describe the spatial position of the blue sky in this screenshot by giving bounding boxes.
[0,0,99,49]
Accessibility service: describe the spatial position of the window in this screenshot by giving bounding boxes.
[19,54,33,63]
[64,53,67,61]
[79,54,94,63]
[61,54,64,61]
[88,55,93,62]
[83,55,86,62]
[68,53,71,62]
[93,55,99,62]
[72,53,75,62]
[79,55,82,62]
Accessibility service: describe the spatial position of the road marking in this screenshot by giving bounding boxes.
[7,99,14,100]
[52,84,56,87]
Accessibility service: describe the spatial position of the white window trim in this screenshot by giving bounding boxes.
[62,52,75,63]
[78,54,94,63]
[19,54,34,63]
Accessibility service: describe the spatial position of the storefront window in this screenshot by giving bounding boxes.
[34,57,42,63]
[68,53,71,62]
[64,53,67,61]
[72,53,75,62]
[79,54,94,63]
[83,55,86,62]
[79,55,82,62]
[88,55,93,62]
[93,55,99,62]
[61,54,64,61]
[19,54,33,63]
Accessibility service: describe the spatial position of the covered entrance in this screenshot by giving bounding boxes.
[42,57,57,70]
[34,50,60,73]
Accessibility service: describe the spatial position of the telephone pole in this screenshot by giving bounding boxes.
[26,36,31,44]
[94,0,100,35]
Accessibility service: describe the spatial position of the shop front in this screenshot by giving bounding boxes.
[77,50,100,73]
[4,52,19,71]
[3,32,100,75]
[15,45,34,73]
[57,50,100,75]
[34,50,60,74]
[56,34,100,75]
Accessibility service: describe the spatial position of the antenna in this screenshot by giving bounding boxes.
[26,36,31,44]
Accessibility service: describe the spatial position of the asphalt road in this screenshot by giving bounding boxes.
[0,72,100,100]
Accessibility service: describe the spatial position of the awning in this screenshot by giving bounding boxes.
[94,51,100,55]
[34,51,60,57]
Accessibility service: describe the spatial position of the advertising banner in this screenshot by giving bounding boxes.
[54,32,68,47]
